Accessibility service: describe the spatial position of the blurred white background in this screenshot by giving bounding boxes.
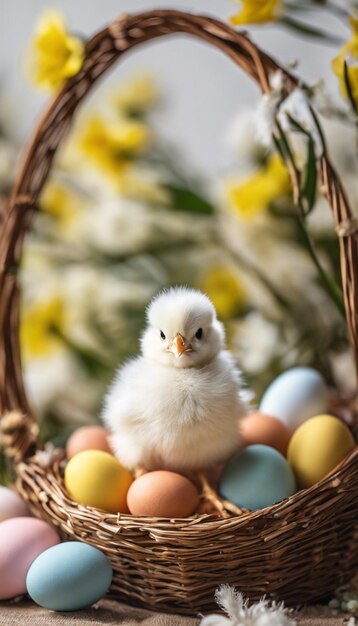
[0,0,347,176]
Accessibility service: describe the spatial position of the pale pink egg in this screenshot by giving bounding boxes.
[0,486,30,522]
[0,517,60,599]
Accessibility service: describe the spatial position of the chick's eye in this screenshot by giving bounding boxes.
[195,328,203,340]
[160,330,166,340]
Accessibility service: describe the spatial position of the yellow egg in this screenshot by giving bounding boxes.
[287,414,355,489]
[64,450,133,513]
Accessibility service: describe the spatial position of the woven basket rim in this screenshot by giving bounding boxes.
[19,444,357,527]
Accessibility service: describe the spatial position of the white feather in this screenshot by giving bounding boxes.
[102,287,249,472]
[200,585,296,626]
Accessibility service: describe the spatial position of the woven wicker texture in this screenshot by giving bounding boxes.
[0,9,358,615]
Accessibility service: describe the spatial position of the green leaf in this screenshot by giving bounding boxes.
[165,185,215,214]
[302,135,317,215]
[280,16,343,46]
[343,59,358,117]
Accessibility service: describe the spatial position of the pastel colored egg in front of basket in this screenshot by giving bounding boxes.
[0,485,30,522]
[219,444,297,511]
[66,425,113,459]
[127,470,200,517]
[64,449,133,513]
[0,517,60,600]
[26,541,113,611]
[287,414,356,489]
[240,411,291,456]
[259,367,328,431]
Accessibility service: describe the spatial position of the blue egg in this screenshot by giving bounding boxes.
[219,444,297,510]
[26,541,112,611]
[259,367,328,430]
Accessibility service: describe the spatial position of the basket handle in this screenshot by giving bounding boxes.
[0,9,357,462]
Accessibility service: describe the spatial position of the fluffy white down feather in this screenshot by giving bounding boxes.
[199,585,296,626]
[102,287,249,473]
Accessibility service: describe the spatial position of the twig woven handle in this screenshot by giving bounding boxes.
[0,9,357,462]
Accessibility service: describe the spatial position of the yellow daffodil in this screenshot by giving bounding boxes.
[40,181,85,232]
[199,266,248,320]
[21,296,66,360]
[230,0,282,25]
[332,18,358,103]
[78,115,150,185]
[28,10,84,91]
[112,75,159,117]
[227,154,290,220]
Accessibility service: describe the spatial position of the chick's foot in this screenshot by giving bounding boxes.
[195,471,245,518]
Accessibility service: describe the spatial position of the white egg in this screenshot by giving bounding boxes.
[259,367,328,430]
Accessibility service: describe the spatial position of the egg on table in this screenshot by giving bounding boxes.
[288,414,356,488]
[65,449,133,513]
[0,486,30,522]
[127,471,200,518]
[66,425,113,459]
[259,367,328,431]
[0,517,60,599]
[219,444,297,511]
[26,541,113,611]
[240,411,291,456]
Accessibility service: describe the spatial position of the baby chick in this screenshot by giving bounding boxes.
[102,287,249,487]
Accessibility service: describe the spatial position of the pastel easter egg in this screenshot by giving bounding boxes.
[0,517,60,599]
[64,450,133,513]
[127,471,199,517]
[66,425,113,459]
[259,367,328,430]
[287,414,355,489]
[219,444,297,511]
[0,486,30,522]
[240,412,291,456]
[26,541,112,611]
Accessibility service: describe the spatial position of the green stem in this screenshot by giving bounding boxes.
[296,215,345,315]
[274,123,345,317]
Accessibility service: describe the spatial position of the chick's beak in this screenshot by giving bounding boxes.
[169,334,187,358]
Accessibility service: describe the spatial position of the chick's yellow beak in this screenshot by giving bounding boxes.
[169,333,187,358]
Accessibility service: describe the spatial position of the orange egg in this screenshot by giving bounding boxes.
[127,471,200,518]
[240,412,291,456]
[66,426,113,459]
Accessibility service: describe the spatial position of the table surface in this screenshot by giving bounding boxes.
[0,599,353,625]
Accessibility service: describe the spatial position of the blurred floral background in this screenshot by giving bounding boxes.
[1,0,358,481]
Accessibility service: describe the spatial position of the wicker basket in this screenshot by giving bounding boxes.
[1,9,358,616]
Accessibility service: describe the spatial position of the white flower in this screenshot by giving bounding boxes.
[225,108,266,164]
[231,312,281,374]
[277,88,324,157]
[254,70,284,147]
[24,350,79,416]
[84,197,155,256]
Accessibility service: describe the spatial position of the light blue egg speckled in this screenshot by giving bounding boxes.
[219,444,297,511]
[259,367,328,430]
[26,541,112,611]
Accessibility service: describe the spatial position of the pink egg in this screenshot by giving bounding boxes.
[0,486,30,522]
[0,517,60,599]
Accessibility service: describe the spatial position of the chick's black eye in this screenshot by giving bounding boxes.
[195,328,203,340]
[160,330,166,340]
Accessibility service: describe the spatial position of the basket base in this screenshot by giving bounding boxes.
[11,447,358,616]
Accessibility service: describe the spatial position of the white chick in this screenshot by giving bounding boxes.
[102,287,249,476]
